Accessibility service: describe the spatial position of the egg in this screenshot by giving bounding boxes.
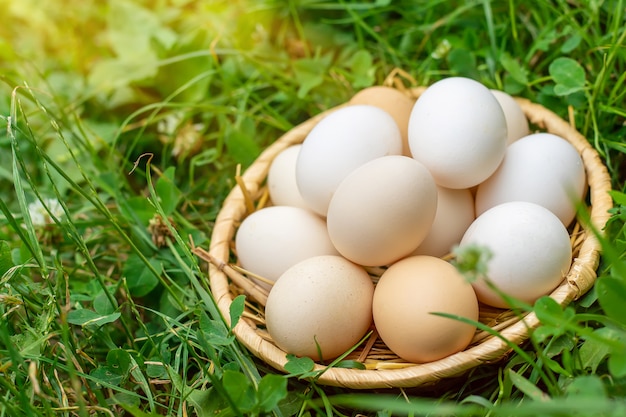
[235,206,338,289]
[267,145,309,209]
[412,186,475,257]
[326,155,437,266]
[490,89,530,145]
[408,77,508,189]
[296,104,403,216]
[265,255,374,361]
[349,86,415,156]
[372,255,479,363]
[475,132,587,226]
[459,201,573,308]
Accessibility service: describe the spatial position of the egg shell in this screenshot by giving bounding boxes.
[349,86,415,156]
[372,255,479,363]
[475,132,587,227]
[296,104,403,216]
[459,201,573,308]
[326,155,437,266]
[267,145,310,209]
[265,255,374,361]
[412,186,475,257]
[490,89,530,145]
[235,206,338,289]
[408,77,508,189]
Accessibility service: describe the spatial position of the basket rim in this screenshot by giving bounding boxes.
[205,86,614,389]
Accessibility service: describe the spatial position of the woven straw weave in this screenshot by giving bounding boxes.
[201,86,613,389]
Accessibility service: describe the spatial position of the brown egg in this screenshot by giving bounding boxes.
[350,86,415,156]
[372,256,478,363]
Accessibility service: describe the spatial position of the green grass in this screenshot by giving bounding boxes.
[1,0,625,416]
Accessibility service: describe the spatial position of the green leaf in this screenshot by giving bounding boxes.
[284,354,316,378]
[229,295,246,331]
[500,52,529,85]
[199,312,235,346]
[292,54,332,98]
[155,167,182,216]
[508,369,550,401]
[543,334,575,358]
[536,28,560,52]
[531,326,554,343]
[533,296,575,341]
[609,351,626,378]
[503,73,526,95]
[107,0,176,58]
[565,375,606,398]
[221,370,256,413]
[256,374,288,413]
[123,255,163,297]
[145,342,171,379]
[596,276,626,326]
[123,196,157,226]
[447,48,479,78]
[153,31,215,103]
[188,388,229,417]
[333,360,367,370]
[119,405,162,417]
[579,328,615,373]
[609,190,626,206]
[90,366,126,387]
[87,0,177,104]
[549,57,586,95]
[561,34,582,53]
[67,309,121,329]
[146,361,168,379]
[0,241,14,277]
[93,289,117,315]
[107,348,132,377]
[88,350,132,387]
[348,50,375,88]
[224,118,261,168]
[110,393,141,409]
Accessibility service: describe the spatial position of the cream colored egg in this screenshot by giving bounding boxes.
[267,145,309,209]
[350,86,416,156]
[475,132,587,226]
[265,255,374,361]
[296,105,403,216]
[412,186,475,257]
[372,256,479,363]
[490,89,530,145]
[235,206,338,289]
[326,155,437,267]
[408,77,508,189]
[459,201,572,308]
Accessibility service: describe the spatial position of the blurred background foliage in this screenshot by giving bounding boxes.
[0,0,625,415]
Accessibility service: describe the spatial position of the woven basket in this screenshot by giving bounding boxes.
[199,85,613,389]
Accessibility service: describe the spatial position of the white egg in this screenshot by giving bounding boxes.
[412,186,475,257]
[475,133,587,226]
[267,145,309,209]
[296,105,403,216]
[459,201,572,308]
[265,255,374,361]
[490,89,530,145]
[235,206,338,289]
[326,155,437,266]
[408,77,508,189]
